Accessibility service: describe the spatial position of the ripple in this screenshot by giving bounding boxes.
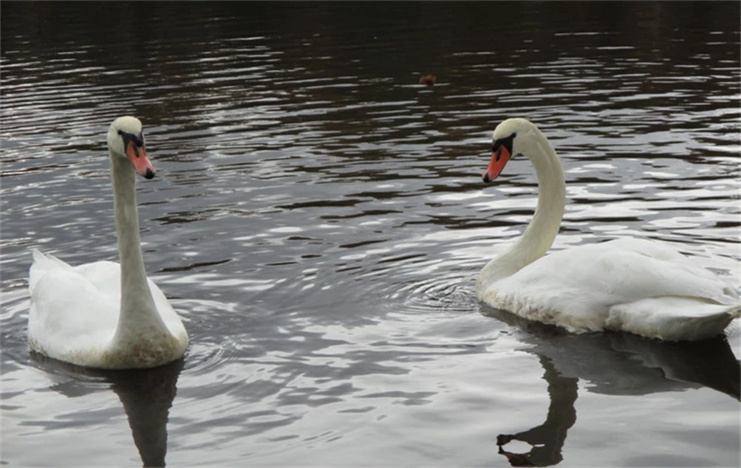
[2,2,740,466]
[389,272,479,315]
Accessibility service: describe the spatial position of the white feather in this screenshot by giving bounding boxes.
[28,117,188,369]
[477,119,740,341]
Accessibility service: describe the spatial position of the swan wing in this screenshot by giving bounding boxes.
[579,238,738,303]
[28,250,186,363]
[606,297,741,341]
[29,250,119,361]
[147,278,188,338]
[75,257,186,336]
[486,239,740,339]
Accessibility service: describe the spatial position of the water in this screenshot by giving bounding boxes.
[2,2,739,466]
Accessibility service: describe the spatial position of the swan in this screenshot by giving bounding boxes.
[28,116,189,369]
[476,118,740,341]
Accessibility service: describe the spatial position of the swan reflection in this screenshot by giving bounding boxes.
[485,307,740,467]
[30,354,184,467]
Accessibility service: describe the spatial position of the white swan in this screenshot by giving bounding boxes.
[28,116,189,369]
[476,118,740,341]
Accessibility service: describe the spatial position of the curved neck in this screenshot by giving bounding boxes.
[477,136,565,291]
[110,154,167,343]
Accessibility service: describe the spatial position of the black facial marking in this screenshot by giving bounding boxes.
[492,132,516,160]
[118,130,145,156]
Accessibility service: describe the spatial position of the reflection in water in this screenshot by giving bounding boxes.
[488,307,740,466]
[2,1,739,466]
[30,354,184,467]
[497,355,577,467]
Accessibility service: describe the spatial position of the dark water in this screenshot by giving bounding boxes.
[2,2,740,466]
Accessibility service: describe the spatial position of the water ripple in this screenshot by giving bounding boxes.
[2,2,740,466]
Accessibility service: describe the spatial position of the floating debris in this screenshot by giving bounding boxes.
[419,75,436,86]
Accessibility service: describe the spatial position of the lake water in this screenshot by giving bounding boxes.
[2,2,739,466]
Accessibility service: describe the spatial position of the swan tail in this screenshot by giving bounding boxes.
[29,249,72,292]
[606,297,741,342]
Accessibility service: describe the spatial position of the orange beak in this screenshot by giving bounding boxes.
[482,146,511,183]
[125,141,156,179]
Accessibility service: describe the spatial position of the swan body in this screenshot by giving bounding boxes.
[476,118,740,341]
[28,117,188,369]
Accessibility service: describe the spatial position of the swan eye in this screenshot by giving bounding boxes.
[118,130,145,148]
[492,132,516,156]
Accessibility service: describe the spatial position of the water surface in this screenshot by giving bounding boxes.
[2,2,739,466]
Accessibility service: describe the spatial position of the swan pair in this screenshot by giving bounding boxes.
[28,116,740,370]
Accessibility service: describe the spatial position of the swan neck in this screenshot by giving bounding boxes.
[518,137,565,258]
[110,154,166,338]
[478,135,565,290]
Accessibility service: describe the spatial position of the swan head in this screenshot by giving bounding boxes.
[483,118,542,183]
[107,116,156,179]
